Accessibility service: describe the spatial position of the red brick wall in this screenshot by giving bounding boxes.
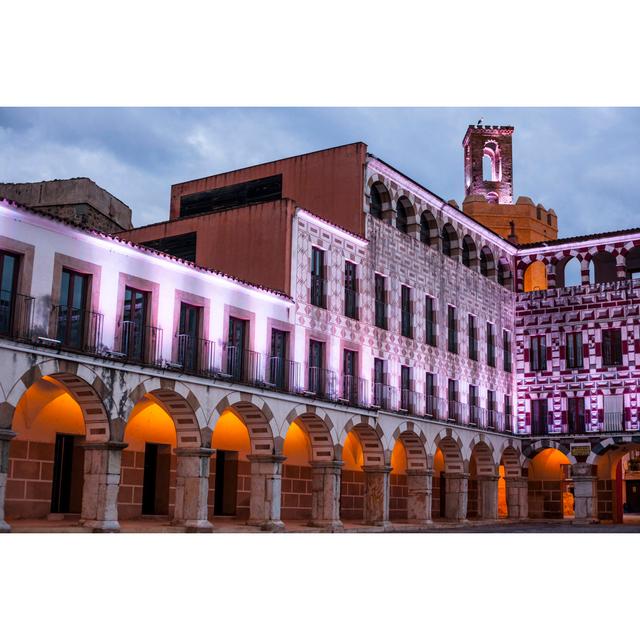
[467,478,479,518]
[597,479,614,521]
[206,457,252,521]
[528,480,564,519]
[432,476,441,518]
[340,469,365,521]
[389,474,408,521]
[6,438,55,519]
[281,464,312,521]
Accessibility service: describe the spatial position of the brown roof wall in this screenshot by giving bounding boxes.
[121,199,295,295]
[169,142,368,236]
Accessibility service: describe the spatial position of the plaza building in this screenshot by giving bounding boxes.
[0,124,639,533]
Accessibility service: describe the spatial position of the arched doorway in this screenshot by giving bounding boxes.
[467,441,498,520]
[7,370,111,524]
[523,260,547,292]
[527,448,574,519]
[432,433,466,521]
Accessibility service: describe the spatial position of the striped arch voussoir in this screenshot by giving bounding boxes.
[521,439,577,468]
[282,404,338,462]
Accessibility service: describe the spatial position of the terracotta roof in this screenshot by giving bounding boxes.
[518,227,640,249]
[0,198,292,301]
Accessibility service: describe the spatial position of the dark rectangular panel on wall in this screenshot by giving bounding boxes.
[141,232,197,262]
[179,175,283,218]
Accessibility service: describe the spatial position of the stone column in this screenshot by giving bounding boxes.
[309,460,343,531]
[572,463,599,524]
[505,477,529,519]
[0,429,16,533]
[581,259,591,285]
[616,253,627,280]
[80,441,127,532]
[381,205,396,227]
[173,447,214,532]
[443,472,469,521]
[247,454,286,531]
[406,469,433,524]
[363,465,392,528]
[477,475,499,520]
[546,262,556,289]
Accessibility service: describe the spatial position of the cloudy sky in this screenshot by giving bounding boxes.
[1,107,639,238]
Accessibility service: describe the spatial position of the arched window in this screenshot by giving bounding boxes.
[369,182,390,220]
[557,256,581,288]
[441,223,459,260]
[462,235,477,269]
[420,211,438,247]
[480,246,495,279]
[482,155,493,181]
[523,261,548,292]
[395,199,408,234]
[497,258,512,289]
[626,246,640,279]
[589,251,617,284]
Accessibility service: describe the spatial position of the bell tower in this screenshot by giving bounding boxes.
[463,124,514,204]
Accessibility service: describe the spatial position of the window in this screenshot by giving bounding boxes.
[565,331,583,369]
[0,250,19,336]
[468,384,479,424]
[504,394,513,432]
[487,322,496,367]
[401,285,412,338]
[603,394,624,431]
[400,365,412,411]
[121,286,148,361]
[425,372,436,417]
[373,358,387,408]
[531,398,549,436]
[530,335,547,371]
[310,247,325,308]
[370,186,383,219]
[308,339,326,396]
[396,200,408,234]
[487,390,496,429]
[374,274,387,330]
[568,397,585,434]
[343,349,358,404]
[503,329,512,372]
[448,379,459,421]
[344,261,358,319]
[602,328,622,366]
[468,314,477,360]
[269,329,290,391]
[425,295,436,346]
[447,305,457,353]
[178,302,202,372]
[56,269,90,349]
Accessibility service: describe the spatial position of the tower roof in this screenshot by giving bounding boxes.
[462,124,514,147]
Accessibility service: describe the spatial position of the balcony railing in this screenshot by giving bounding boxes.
[266,356,301,393]
[341,374,368,407]
[118,320,163,366]
[53,305,103,353]
[0,290,34,340]
[400,389,422,414]
[372,382,395,411]
[222,346,265,385]
[174,333,216,376]
[307,366,337,401]
[310,275,326,308]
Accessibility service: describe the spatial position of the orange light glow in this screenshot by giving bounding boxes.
[433,449,445,473]
[124,395,176,450]
[391,440,407,474]
[498,464,508,518]
[528,448,570,479]
[342,431,364,470]
[283,421,311,465]
[524,261,547,292]
[212,409,251,459]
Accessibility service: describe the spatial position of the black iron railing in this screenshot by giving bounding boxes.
[53,305,103,353]
[400,389,422,414]
[0,290,34,339]
[174,333,216,376]
[341,374,368,406]
[372,382,395,410]
[222,345,265,385]
[266,356,301,393]
[307,366,337,400]
[119,320,163,365]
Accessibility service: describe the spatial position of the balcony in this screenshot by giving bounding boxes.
[266,356,301,393]
[306,366,337,401]
[341,374,368,407]
[400,389,422,415]
[53,305,103,354]
[222,346,265,385]
[371,382,395,411]
[118,320,163,366]
[174,333,216,376]
[0,290,34,340]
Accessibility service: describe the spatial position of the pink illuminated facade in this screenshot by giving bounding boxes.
[1,124,640,532]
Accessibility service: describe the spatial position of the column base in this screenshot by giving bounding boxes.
[571,517,599,526]
[0,520,10,533]
[82,519,121,533]
[247,518,285,532]
[182,519,215,533]
[308,519,344,532]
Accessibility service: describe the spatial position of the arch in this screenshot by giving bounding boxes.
[419,210,439,247]
[483,140,502,182]
[522,439,577,467]
[461,235,478,269]
[499,444,524,478]
[369,181,391,220]
[5,359,112,443]
[497,257,513,289]
[589,250,617,284]
[120,379,206,445]
[525,445,575,519]
[523,260,547,292]
[479,246,496,279]
[556,255,581,288]
[395,196,411,234]
[281,404,338,462]
[626,245,640,279]
[390,423,428,471]
[209,392,277,455]
[468,437,498,475]
[341,416,385,466]
[441,223,460,260]
[433,429,464,473]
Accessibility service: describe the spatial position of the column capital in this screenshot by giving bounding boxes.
[0,429,17,443]
[310,460,344,471]
[80,440,128,452]
[247,454,287,464]
[406,469,433,478]
[362,465,393,474]
[173,447,214,458]
[444,472,470,480]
